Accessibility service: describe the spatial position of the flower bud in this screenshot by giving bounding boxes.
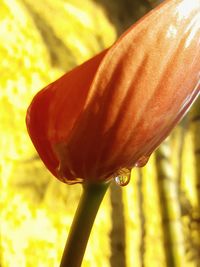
[26,0,200,184]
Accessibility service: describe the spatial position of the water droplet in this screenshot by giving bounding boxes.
[134,155,150,167]
[114,168,131,186]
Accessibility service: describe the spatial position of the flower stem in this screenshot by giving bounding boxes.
[60,181,110,267]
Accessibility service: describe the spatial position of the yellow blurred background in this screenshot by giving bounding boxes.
[0,0,199,266]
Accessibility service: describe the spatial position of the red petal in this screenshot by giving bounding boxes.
[57,0,200,180]
[26,0,200,183]
[26,50,107,180]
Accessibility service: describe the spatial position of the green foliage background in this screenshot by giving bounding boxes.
[0,0,199,266]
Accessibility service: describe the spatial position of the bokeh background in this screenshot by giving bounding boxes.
[0,0,200,266]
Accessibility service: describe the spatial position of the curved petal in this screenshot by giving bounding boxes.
[89,0,200,169]
[26,49,107,181]
[55,0,200,181]
[27,0,200,184]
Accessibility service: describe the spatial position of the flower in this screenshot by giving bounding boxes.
[26,0,200,184]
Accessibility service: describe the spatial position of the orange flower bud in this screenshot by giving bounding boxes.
[26,0,200,184]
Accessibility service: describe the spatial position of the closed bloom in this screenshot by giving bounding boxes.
[26,0,200,184]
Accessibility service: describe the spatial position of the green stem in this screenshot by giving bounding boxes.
[60,181,110,267]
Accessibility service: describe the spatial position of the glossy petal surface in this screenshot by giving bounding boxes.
[26,0,200,184]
